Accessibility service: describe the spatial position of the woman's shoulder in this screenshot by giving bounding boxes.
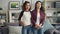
[41,10,45,13]
[41,10,45,16]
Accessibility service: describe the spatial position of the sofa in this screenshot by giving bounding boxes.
[2,19,60,34]
[3,22,22,34]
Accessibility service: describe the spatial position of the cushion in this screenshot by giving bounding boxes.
[43,18,54,32]
[9,26,22,34]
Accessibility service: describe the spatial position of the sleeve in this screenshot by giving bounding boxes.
[31,12,35,26]
[18,11,23,20]
[40,12,45,26]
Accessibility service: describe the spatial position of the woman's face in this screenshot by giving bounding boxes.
[25,3,30,11]
[36,2,41,9]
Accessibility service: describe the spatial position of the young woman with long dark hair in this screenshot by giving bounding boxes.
[31,1,45,34]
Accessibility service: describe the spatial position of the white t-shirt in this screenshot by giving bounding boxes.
[21,11,31,26]
[36,12,40,25]
[36,12,43,28]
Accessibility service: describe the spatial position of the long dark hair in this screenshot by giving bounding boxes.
[35,1,45,11]
[22,1,31,11]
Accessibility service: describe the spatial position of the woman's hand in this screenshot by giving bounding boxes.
[22,22,26,28]
[35,24,42,30]
[30,23,33,26]
[38,24,42,29]
[35,24,39,29]
[37,24,42,29]
[21,21,26,27]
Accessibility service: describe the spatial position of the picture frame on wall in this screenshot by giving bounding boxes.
[9,1,20,10]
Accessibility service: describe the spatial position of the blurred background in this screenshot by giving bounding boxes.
[0,0,60,34]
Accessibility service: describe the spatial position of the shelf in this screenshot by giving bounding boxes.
[45,0,60,2]
[47,16,60,18]
[45,1,55,2]
[12,18,18,20]
[0,11,7,14]
[0,25,4,27]
[45,0,60,24]
[45,8,60,10]
[46,8,56,10]
[0,10,8,22]
[51,23,60,24]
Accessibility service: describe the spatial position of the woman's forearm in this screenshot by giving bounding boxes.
[19,20,25,26]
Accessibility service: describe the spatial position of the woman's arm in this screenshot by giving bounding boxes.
[19,20,26,27]
[31,11,36,26]
[40,12,45,26]
[19,20,24,26]
[18,11,26,27]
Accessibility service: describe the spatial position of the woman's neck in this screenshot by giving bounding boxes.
[37,9,40,12]
[25,9,29,12]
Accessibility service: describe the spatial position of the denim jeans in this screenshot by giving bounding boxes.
[32,26,44,34]
[22,25,31,34]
